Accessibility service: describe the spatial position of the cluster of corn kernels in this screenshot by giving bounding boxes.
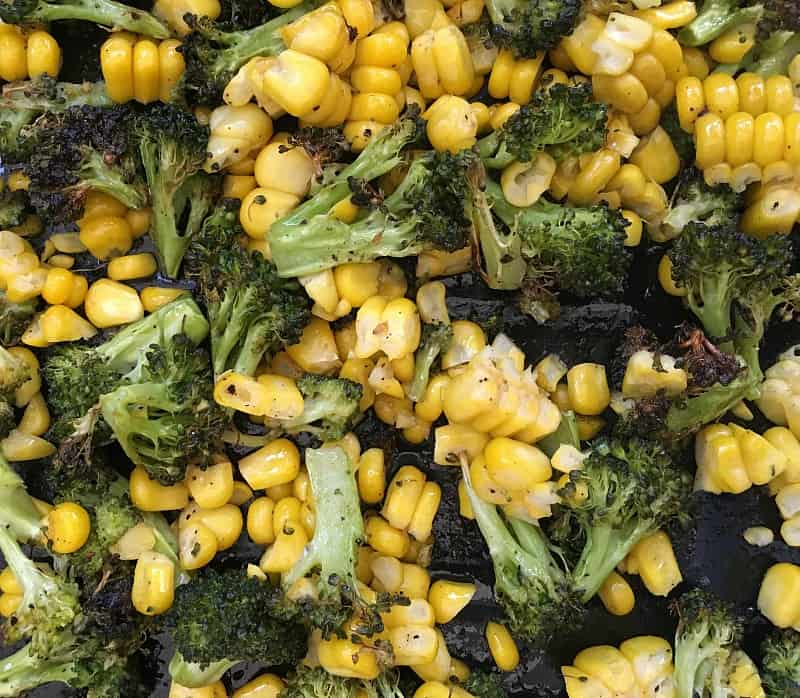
[100,33,185,104]
[758,562,800,631]
[0,24,61,82]
[168,673,283,698]
[757,345,800,436]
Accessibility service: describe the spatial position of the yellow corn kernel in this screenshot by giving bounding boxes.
[107,253,158,281]
[178,520,218,570]
[247,496,276,544]
[213,371,281,416]
[18,392,50,437]
[636,1,697,28]
[223,174,256,199]
[337,0,374,36]
[100,33,135,103]
[383,465,427,530]
[185,459,234,509]
[629,530,682,596]
[433,424,488,466]
[567,364,611,416]
[592,73,648,116]
[365,515,410,558]
[658,255,686,298]
[286,316,341,372]
[169,681,227,698]
[598,571,635,616]
[332,263,381,309]
[390,625,439,666]
[765,76,795,117]
[41,268,74,306]
[407,482,441,542]
[239,187,299,240]
[47,502,91,554]
[483,437,551,492]
[383,598,436,629]
[561,14,604,74]
[648,28,684,81]
[627,98,662,137]
[568,149,621,206]
[509,53,544,106]
[424,94,478,153]
[158,39,184,102]
[132,551,175,616]
[489,102,520,131]
[702,73,740,121]
[629,126,680,184]
[709,22,756,64]
[39,305,97,343]
[764,427,800,483]
[758,562,800,628]
[357,448,386,504]
[736,72,766,116]
[753,112,785,168]
[84,278,144,328]
[5,268,47,304]
[694,112,726,170]
[253,139,314,199]
[1,430,55,462]
[441,321,486,370]
[574,645,636,694]
[695,425,751,494]
[258,50,331,117]
[620,209,643,247]
[232,674,284,698]
[741,187,800,237]
[724,112,756,167]
[0,593,21,619]
[428,580,475,624]
[132,39,160,104]
[229,481,253,507]
[140,287,187,313]
[130,467,190,511]
[78,215,133,259]
[786,113,800,165]
[682,47,711,80]
[237,438,301,490]
[183,503,243,551]
[26,30,61,78]
[6,346,40,408]
[318,638,380,679]
[0,568,22,596]
[730,423,787,485]
[485,621,519,672]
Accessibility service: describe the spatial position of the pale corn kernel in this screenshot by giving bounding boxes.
[84,278,144,328]
[743,526,774,547]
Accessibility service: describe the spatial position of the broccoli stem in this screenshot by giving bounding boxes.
[747,32,800,75]
[0,643,78,698]
[0,454,45,543]
[666,372,758,434]
[678,0,764,46]
[231,317,275,376]
[476,131,513,170]
[168,653,236,689]
[674,631,723,698]
[29,0,170,37]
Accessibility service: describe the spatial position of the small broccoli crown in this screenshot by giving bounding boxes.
[463,670,508,698]
[281,374,364,441]
[762,629,800,697]
[288,126,349,173]
[100,334,227,484]
[168,567,306,669]
[484,0,580,56]
[661,169,743,238]
[283,666,404,698]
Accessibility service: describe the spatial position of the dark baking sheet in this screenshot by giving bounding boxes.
[4,18,800,697]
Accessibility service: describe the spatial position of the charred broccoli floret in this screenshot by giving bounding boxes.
[477,83,607,170]
[186,201,310,377]
[167,567,307,688]
[462,671,508,698]
[483,0,580,57]
[136,102,217,277]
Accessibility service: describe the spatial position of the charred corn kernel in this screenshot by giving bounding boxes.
[238,438,301,491]
[484,438,551,492]
[500,153,556,207]
[390,625,439,666]
[489,102,520,131]
[568,149,621,206]
[753,112,785,168]
[26,30,61,78]
[567,364,611,416]
[598,571,635,616]
[758,562,800,627]
[629,127,680,184]
[725,112,755,167]
[100,33,135,103]
[407,482,440,541]
[78,215,133,259]
[47,502,91,554]
[428,580,475,624]
[40,305,97,343]
[365,515,410,558]
[18,393,49,436]
[1,430,55,461]
[232,674,284,698]
[486,621,518,672]
[0,568,22,596]
[636,1,697,28]
[318,638,380,679]
[434,424,488,466]
[84,278,144,328]
[240,187,299,240]
[629,530,682,596]
[132,551,175,616]
[140,287,187,312]
[424,95,478,153]
[178,520,218,569]
[383,465,427,530]
[742,187,800,237]
[107,253,158,281]
[358,448,386,504]
[130,467,189,511]
[710,22,756,64]
[658,255,686,297]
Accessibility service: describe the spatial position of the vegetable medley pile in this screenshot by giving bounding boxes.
[2,0,800,695]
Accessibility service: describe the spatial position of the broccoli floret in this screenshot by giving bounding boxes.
[483,0,579,57]
[678,0,765,46]
[43,295,210,445]
[178,0,322,105]
[17,105,147,223]
[762,629,800,697]
[270,148,475,278]
[167,567,307,688]
[283,445,404,639]
[462,671,508,698]
[460,455,582,644]
[407,323,453,402]
[185,201,311,377]
[136,103,217,278]
[673,589,763,698]
[0,0,169,36]
[0,188,26,229]
[655,169,742,241]
[283,666,405,698]
[480,180,630,320]
[99,334,227,484]
[477,83,607,170]
[551,438,690,602]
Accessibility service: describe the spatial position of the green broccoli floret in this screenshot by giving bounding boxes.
[17,105,147,223]
[0,0,169,36]
[407,323,453,402]
[283,665,405,698]
[462,671,508,698]
[673,589,763,698]
[483,0,580,57]
[167,567,307,688]
[283,446,405,639]
[264,374,363,441]
[1,344,29,438]
[99,333,227,484]
[460,455,582,644]
[178,0,322,105]
[136,103,217,278]
[551,438,690,602]
[477,83,607,170]
[43,295,210,445]
[678,0,765,46]
[270,149,476,278]
[0,188,27,229]
[186,201,311,378]
[762,629,800,697]
[655,169,742,241]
